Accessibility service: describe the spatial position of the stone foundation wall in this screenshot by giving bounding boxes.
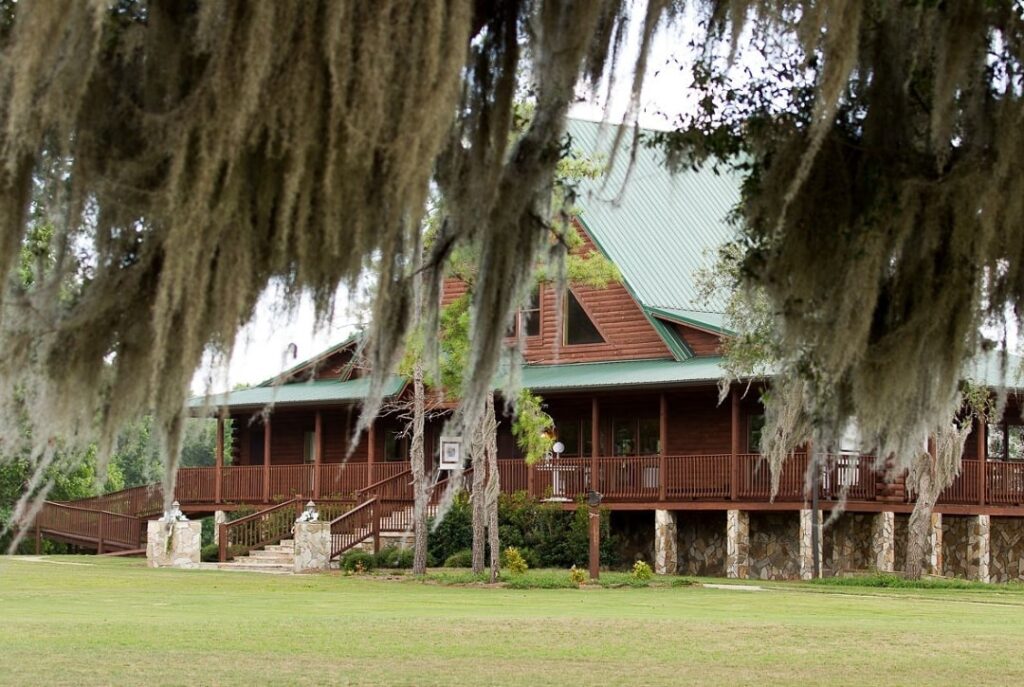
[678,511,727,576]
[893,514,908,572]
[942,516,971,578]
[823,513,874,575]
[749,512,800,580]
[991,517,1024,583]
[611,511,654,565]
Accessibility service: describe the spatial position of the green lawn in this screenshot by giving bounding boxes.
[2,557,1023,686]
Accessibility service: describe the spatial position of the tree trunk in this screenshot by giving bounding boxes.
[411,360,429,575]
[485,392,501,583]
[471,407,487,575]
[905,452,939,580]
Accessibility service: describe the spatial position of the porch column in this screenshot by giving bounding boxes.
[263,416,272,503]
[366,421,376,488]
[212,510,227,546]
[654,510,677,575]
[313,411,322,499]
[928,512,943,575]
[967,514,991,583]
[871,511,895,573]
[590,397,599,492]
[976,416,986,506]
[730,388,740,501]
[726,509,750,579]
[800,509,822,580]
[659,393,667,501]
[214,417,224,504]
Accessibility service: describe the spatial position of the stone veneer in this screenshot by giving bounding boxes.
[653,510,678,575]
[750,512,800,580]
[725,510,749,579]
[798,510,822,580]
[213,510,226,546]
[944,515,991,581]
[870,511,895,573]
[293,521,332,573]
[990,517,1024,583]
[146,520,201,569]
[823,513,874,575]
[678,511,727,577]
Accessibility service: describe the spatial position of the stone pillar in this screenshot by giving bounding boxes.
[927,513,943,576]
[726,510,749,579]
[871,511,895,573]
[293,521,332,573]
[967,514,991,583]
[654,510,678,575]
[147,520,201,569]
[799,509,822,580]
[213,510,227,546]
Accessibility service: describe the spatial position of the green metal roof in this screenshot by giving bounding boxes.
[565,118,740,337]
[518,357,727,392]
[189,375,406,413]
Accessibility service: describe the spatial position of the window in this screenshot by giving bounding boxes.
[990,423,1024,461]
[384,431,407,462]
[747,414,765,453]
[555,417,592,456]
[509,287,541,338]
[611,417,659,456]
[303,431,316,464]
[563,291,604,345]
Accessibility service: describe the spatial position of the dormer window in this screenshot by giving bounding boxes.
[563,291,604,345]
[517,287,541,337]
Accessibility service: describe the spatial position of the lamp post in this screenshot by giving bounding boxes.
[587,490,602,581]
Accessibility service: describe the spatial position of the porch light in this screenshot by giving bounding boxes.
[297,500,319,523]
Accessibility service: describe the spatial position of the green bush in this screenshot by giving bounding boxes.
[444,548,474,568]
[427,491,473,565]
[502,546,528,575]
[201,543,219,562]
[376,545,414,569]
[568,565,588,587]
[340,550,376,573]
[631,560,653,581]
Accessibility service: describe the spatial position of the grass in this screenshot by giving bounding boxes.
[2,556,1024,686]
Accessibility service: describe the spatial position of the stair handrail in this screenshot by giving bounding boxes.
[218,497,303,562]
[36,501,143,550]
[329,496,378,559]
[356,468,413,501]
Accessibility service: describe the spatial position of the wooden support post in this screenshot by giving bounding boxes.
[730,387,740,501]
[366,421,376,487]
[263,416,272,503]
[34,522,41,555]
[588,505,600,581]
[659,393,668,501]
[214,417,224,504]
[591,398,600,492]
[218,523,227,562]
[313,410,323,500]
[372,501,381,554]
[977,416,986,506]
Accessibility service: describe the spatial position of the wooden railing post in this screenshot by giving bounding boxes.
[590,398,599,492]
[372,501,381,554]
[263,416,272,503]
[659,393,668,501]
[977,416,986,506]
[730,387,740,501]
[366,421,376,488]
[96,513,105,555]
[215,417,224,504]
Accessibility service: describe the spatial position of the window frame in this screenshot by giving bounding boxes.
[562,289,606,346]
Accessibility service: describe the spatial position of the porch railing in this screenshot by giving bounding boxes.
[36,502,143,552]
[218,498,303,562]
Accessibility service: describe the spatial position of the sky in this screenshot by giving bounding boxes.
[189,8,709,395]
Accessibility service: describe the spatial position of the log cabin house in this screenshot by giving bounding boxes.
[37,119,1024,581]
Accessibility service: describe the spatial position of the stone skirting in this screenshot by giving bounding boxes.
[750,512,799,580]
[991,517,1024,583]
[678,511,727,577]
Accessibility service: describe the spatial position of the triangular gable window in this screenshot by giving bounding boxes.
[564,291,604,345]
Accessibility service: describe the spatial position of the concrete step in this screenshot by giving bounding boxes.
[217,562,292,574]
[264,544,295,554]
[246,552,294,562]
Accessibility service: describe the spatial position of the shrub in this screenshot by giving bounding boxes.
[427,491,473,564]
[631,560,653,581]
[502,546,528,575]
[444,549,473,568]
[340,550,376,573]
[201,543,219,562]
[568,565,588,588]
[376,545,414,569]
